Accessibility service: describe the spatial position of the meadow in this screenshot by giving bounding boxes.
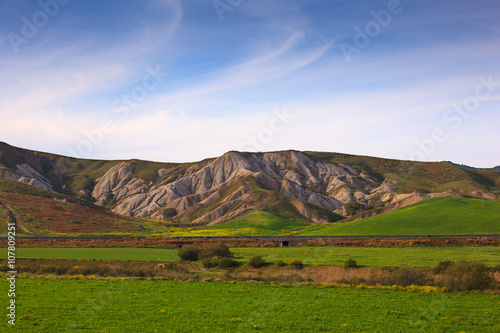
[166,211,310,236]
[297,197,500,236]
[3,246,499,267]
[3,278,498,332]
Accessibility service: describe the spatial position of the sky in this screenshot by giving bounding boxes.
[0,0,499,167]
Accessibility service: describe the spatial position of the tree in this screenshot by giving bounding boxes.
[178,246,201,261]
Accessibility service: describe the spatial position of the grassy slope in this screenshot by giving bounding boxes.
[5,246,499,267]
[4,279,499,332]
[167,211,310,236]
[0,180,171,236]
[299,197,500,236]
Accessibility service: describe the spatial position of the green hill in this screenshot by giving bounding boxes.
[167,211,311,236]
[298,197,500,236]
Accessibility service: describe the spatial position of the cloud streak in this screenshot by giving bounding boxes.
[0,0,498,168]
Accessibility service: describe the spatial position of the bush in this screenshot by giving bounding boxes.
[290,260,304,270]
[344,259,358,269]
[386,266,427,286]
[202,258,219,269]
[432,260,453,274]
[490,265,500,272]
[218,257,238,269]
[441,260,493,291]
[200,242,232,259]
[248,255,266,268]
[162,208,177,219]
[178,246,201,261]
[275,260,287,267]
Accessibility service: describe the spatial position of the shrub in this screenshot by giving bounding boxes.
[200,242,232,259]
[344,202,361,215]
[248,255,266,268]
[178,246,201,261]
[275,260,287,267]
[344,259,358,269]
[162,208,177,219]
[218,257,238,269]
[202,258,219,269]
[386,266,427,286]
[290,260,304,270]
[490,265,500,272]
[432,260,453,274]
[441,260,493,291]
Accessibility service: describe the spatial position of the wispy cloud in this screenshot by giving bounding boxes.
[0,0,498,167]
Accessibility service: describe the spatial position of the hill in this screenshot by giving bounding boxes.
[297,197,500,236]
[167,211,311,236]
[0,141,498,235]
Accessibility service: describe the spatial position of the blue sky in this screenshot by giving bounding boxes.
[0,0,499,167]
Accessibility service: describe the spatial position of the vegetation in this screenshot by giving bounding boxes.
[199,242,232,259]
[178,246,201,261]
[275,260,287,267]
[230,246,500,267]
[344,258,358,269]
[162,208,177,219]
[0,186,171,236]
[218,257,238,269]
[439,260,494,291]
[306,151,500,191]
[299,197,500,236]
[290,260,304,270]
[168,211,311,236]
[5,246,500,267]
[248,255,266,268]
[2,278,499,332]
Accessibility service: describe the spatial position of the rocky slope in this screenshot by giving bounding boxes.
[0,142,498,226]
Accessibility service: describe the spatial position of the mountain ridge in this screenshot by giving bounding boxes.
[0,142,498,231]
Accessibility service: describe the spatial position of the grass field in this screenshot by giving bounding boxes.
[3,246,499,267]
[3,278,498,332]
[167,212,310,236]
[231,246,500,267]
[1,247,179,262]
[298,197,500,236]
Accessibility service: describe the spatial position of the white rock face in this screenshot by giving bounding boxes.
[0,150,388,223]
[0,164,54,191]
[84,151,384,222]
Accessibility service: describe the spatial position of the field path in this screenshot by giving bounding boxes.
[2,200,32,234]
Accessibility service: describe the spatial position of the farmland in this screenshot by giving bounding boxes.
[297,197,500,236]
[3,245,499,267]
[168,212,310,236]
[3,278,499,332]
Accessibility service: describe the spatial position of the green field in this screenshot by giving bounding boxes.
[3,278,498,332]
[167,212,310,236]
[2,247,178,262]
[232,246,500,267]
[3,246,499,267]
[298,197,500,236]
